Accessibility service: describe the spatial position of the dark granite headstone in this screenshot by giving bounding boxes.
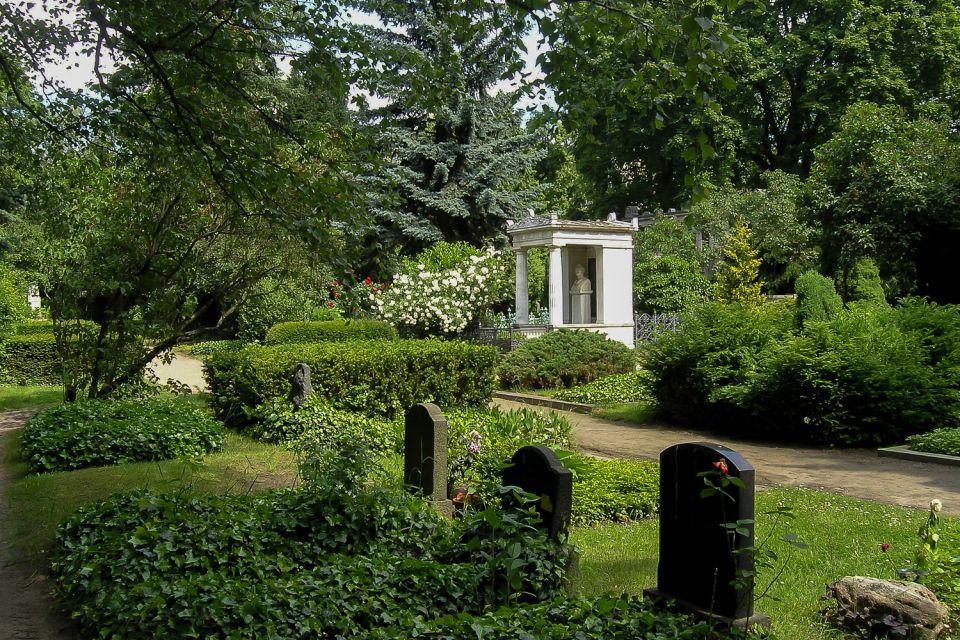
[288,363,313,408]
[500,445,573,539]
[645,442,768,627]
[404,403,453,517]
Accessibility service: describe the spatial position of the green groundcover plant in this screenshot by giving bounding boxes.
[553,371,654,405]
[20,398,225,473]
[264,319,397,345]
[52,486,576,639]
[498,330,635,390]
[906,428,960,457]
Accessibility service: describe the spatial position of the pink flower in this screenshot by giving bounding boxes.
[880,543,891,553]
[713,459,729,476]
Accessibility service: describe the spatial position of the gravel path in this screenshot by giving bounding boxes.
[495,398,960,517]
[0,411,77,640]
[149,351,208,392]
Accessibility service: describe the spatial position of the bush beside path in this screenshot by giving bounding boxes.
[494,398,960,516]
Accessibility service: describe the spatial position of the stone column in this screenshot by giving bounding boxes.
[548,245,563,326]
[515,248,529,324]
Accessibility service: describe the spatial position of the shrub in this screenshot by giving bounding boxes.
[247,395,401,452]
[714,220,763,306]
[19,398,225,472]
[844,257,886,304]
[11,320,57,335]
[264,319,397,345]
[906,428,960,456]
[446,407,572,497]
[565,454,659,526]
[205,339,498,426]
[553,371,654,405]
[53,486,572,639]
[794,270,843,326]
[497,330,635,390]
[0,332,60,385]
[645,300,960,445]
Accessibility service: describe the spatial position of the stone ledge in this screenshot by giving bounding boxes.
[492,391,592,414]
[877,445,960,468]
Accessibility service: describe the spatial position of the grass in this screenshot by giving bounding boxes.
[591,401,658,424]
[573,486,945,640]
[0,385,63,411]
[1,429,297,560]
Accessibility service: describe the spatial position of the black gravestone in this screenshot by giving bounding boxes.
[500,445,573,539]
[288,363,313,409]
[404,403,453,517]
[645,442,768,627]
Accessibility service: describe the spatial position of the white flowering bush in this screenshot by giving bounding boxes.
[371,242,509,337]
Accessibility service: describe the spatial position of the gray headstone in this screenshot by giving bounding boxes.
[500,445,572,539]
[404,403,453,517]
[645,442,768,627]
[288,363,313,408]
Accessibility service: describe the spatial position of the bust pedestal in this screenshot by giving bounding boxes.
[570,291,592,324]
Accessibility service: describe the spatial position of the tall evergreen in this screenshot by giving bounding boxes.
[350,0,544,272]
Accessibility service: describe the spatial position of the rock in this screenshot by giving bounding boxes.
[288,363,313,409]
[829,576,950,639]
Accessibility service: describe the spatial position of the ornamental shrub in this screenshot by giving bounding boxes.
[553,371,654,405]
[645,300,960,445]
[843,257,887,304]
[371,242,509,337]
[53,486,573,639]
[264,319,397,345]
[180,339,247,361]
[497,330,635,390]
[246,395,401,453]
[0,332,60,385]
[205,339,498,426]
[794,270,843,326]
[714,220,764,306]
[20,397,225,473]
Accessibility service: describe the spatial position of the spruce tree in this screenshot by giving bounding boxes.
[350,0,545,271]
[715,220,764,306]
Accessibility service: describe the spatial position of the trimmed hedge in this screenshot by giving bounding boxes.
[498,330,635,390]
[265,319,397,345]
[205,339,498,425]
[0,332,60,385]
[20,398,225,472]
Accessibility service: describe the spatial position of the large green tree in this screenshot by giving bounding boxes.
[809,102,960,303]
[349,0,545,273]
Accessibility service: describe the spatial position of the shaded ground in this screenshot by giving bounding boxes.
[495,398,960,517]
[0,411,77,640]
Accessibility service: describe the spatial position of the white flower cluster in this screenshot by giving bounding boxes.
[371,247,506,336]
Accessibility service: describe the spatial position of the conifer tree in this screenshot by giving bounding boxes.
[714,220,764,306]
[350,0,545,271]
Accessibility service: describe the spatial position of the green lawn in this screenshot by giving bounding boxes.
[573,486,943,640]
[590,401,658,424]
[0,385,63,411]
[1,429,297,559]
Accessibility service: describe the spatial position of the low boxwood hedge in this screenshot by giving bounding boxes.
[265,319,397,345]
[20,397,226,473]
[0,332,60,385]
[205,339,498,425]
[498,330,635,390]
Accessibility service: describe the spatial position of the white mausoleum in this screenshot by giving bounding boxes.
[507,212,636,348]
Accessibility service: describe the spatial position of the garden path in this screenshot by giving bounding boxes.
[150,351,208,391]
[0,411,77,640]
[494,399,960,517]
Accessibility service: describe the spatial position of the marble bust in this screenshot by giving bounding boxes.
[571,264,592,294]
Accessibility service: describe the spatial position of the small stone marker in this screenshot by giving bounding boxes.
[404,403,453,517]
[645,442,769,628]
[288,363,313,409]
[500,445,573,538]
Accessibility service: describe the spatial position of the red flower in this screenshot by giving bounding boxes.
[334,292,342,299]
[712,459,729,476]
[326,301,335,309]
[363,276,373,285]
[880,543,891,553]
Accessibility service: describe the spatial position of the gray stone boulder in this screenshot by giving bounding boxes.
[828,576,950,639]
